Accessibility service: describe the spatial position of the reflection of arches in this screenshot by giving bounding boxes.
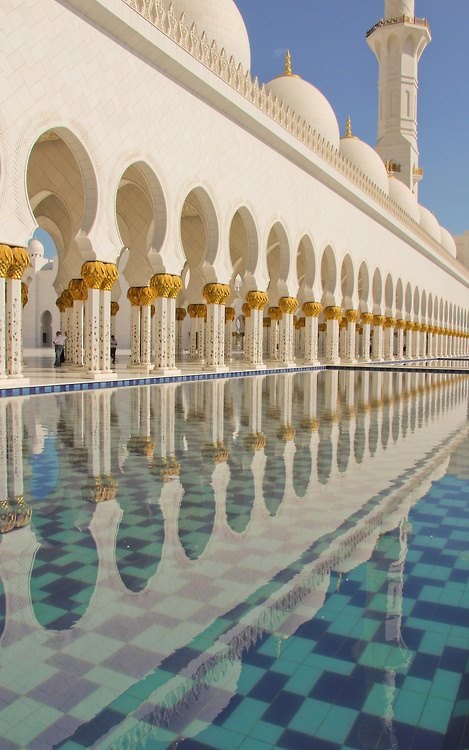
[178,463,216,560]
[225,456,254,534]
[41,310,52,346]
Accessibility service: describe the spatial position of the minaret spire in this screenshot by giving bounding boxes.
[366,1,430,198]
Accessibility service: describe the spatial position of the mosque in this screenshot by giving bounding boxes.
[1,0,468,384]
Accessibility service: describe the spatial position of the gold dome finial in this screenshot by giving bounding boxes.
[285,49,292,76]
[345,115,353,138]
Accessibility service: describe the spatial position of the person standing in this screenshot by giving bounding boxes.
[110,334,118,365]
[53,331,66,367]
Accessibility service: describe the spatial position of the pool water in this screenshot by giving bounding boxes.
[0,370,468,749]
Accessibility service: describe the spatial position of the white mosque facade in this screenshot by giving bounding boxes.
[1,0,468,381]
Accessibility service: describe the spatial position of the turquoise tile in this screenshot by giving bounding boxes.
[363,683,389,716]
[431,669,461,702]
[419,695,453,734]
[284,664,322,695]
[393,689,426,725]
[289,698,331,736]
[222,698,268,735]
[280,636,314,664]
[317,706,357,744]
[249,720,283,745]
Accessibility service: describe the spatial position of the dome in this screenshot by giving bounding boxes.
[388,177,420,222]
[267,53,340,150]
[28,238,45,258]
[339,119,389,194]
[439,226,457,258]
[162,0,251,71]
[419,205,441,244]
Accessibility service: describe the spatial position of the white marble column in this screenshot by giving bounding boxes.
[129,297,141,366]
[224,307,235,362]
[82,262,118,377]
[6,278,23,378]
[324,306,342,364]
[278,297,297,366]
[395,320,405,360]
[0,246,29,382]
[99,289,112,372]
[371,315,385,361]
[359,312,373,362]
[203,283,231,371]
[268,307,282,361]
[140,303,152,371]
[0,275,6,379]
[383,317,396,361]
[302,302,322,365]
[151,274,182,374]
[245,291,268,368]
[175,307,186,359]
[343,309,359,363]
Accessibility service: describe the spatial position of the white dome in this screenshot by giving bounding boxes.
[388,177,420,222]
[439,226,457,258]
[163,0,251,71]
[340,133,389,194]
[28,238,45,258]
[267,70,340,150]
[419,205,441,243]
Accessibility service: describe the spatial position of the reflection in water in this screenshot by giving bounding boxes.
[0,370,468,748]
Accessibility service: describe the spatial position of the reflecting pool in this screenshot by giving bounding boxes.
[0,370,468,749]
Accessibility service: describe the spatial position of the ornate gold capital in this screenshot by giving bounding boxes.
[187,303,197,318]
[278,296,298,314]
[242,302,251,317]
[345,309,360,323]
[196,303,207,318]
[151,273,182,299]
[263,317,271,327]
[101,263,118,291]
[246,290,268,311]
[360,312,373,325]
[138,286,156,307]
[21,282,28,307]
[68,278,88,301]
[81,261,107,289]
[372,315,386,327]
[0,245,13,277]
[127,286,141,306]
[7,246,30,279]
[268,306,282,320]
[301,418,320,432]
[396,319,406,330]
[62,290,73,308]
[414,322,422,332]
[56,294,66,313]
[111,301,120,316]
[324,306,343,321]
[225,306,235,321]
[384,317,397,328]
[203,282,231,305]
[405,321,414,331]
[302,301,322,318]
[176,307,187,321]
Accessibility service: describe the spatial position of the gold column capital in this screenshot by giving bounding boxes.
[21,282,28,307]
[372,314,386,327]
[62,290,73,308]
[268,306,283,320]
[127,286,141,306]
[277,425,296,442]
[81,261,108,289]
[7,246,30,279]
[345,308,360,323]
[263,317,271,327]
[360,312,373,325]
[243,432,266,452]
[324,305,343,321]
[384,317,397,328]
[203,282,231,305]
[111,301,120,316]
[137,286,156,307]
[150,273,182,299]
[176,307,187,321]
[101,263,118,291]
[56,294,66,313]
[246,290,268,310]
[302,301,322,318]
[414,322,422,332]
[396,319,406,330]
[242,302,251,318]
[0,244,14,277]
[278,296,298,314]
[68,278,88,301]
[225,306,235,321]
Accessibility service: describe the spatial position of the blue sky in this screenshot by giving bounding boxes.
[236,0,468,236]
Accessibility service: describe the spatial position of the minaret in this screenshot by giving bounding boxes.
[366,0,431,198]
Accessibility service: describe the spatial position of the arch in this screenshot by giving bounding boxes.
[228,206,259,297]
[372,268,383,312]
[266,221,291,301]
[296,234,316,299]
[40,310,53,347]
[358,261,370,310]
[413,286,420,317]
[320,245,338,306]
[340,253,354,308]
[404,283,413,318]
[384,273,394,314]
[395,278,404,316]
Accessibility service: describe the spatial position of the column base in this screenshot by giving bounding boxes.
[303,359,321,367]
[86,370,114,380]
[340,358,357,365]
[358,356,371,363]
[127,364,154,373]
[203,364,229,373]
[2,376,29,387]
[152,367,181,376]
[324,358,340,365]
[277,362,297,368]
[247,362,267,370]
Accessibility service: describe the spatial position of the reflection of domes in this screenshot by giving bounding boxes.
[267,54,340,150]
[388,177,420,222]
[162,0,251,71]
[340,119,389,194]
[419,205,441,244]
[439,226,457,258]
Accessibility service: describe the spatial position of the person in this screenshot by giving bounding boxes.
[53,331,66,367]
[60,331,67,363]
[110,334,118,364]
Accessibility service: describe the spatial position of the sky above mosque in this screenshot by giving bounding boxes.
[236,0,468,236]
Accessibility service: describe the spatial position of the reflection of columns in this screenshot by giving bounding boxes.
[1,246,30,379]
[344,309,359,363]
[382,317,395,361]
[175,307,186,358]
[245,291,268,368]
[324,306,342,364]
[205,379,226,446]
[371,314,385,361]
[151,274,182,374]
[278,296,297,366]
[81,261,118,376]
[359,312,373,362]
[323,369,339,419]
[68,279,88,367]
[152,383,177,464]
[303,302,322,364]
[395,319,405,360]
[203,283,231,371]
[268,307,282,360]
[224,307,235,362]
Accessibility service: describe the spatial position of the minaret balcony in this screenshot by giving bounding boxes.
[366,15,429,38]
[412,166,424,183]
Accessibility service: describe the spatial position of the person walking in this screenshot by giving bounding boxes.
[110,334,118,365]
[53,331,66,367]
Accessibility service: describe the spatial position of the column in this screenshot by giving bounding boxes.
[344,309,359,363]
[203,282,231,371]
[324,305,342,364]
[187,303,206,362]
[175,307,186,358]
[371,314,385,361]
[359,312,373,362]
[262,317,271,358]
[0,245,13,379]
[268,307,282,360]
[395,319,406,360]
[111,301,119,335]
[81,261,118,377]
[151,273,182,374]
[139,288,154,372]
[3,246,29,380]
[242,302,252,363]
[245,290,268,368]
[127,287,142,366]
[383,317,396,361]
[68,278,88,367]
[302,302,322,365]
[278,296,297,366]
[412,321,422,359]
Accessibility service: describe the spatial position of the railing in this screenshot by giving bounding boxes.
[366,15,429,38]
[122,0,453,263]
